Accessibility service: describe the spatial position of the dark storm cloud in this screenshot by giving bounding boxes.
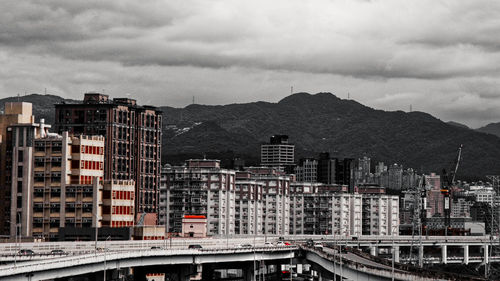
[1,0,500,127]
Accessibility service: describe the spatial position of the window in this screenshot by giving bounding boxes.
[17,166,23,178]
[17,181,22,193]
[18,150,23,161]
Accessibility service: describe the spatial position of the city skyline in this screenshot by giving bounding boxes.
[1,1,500,128]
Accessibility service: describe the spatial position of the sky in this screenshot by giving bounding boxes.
[1,0,500,128]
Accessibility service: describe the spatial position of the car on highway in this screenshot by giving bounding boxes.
[50,249,66,255]
[237,243,253,248]
[18,249,35,255]
[188,244,203,249]
[264,241,273,247]
[313,242,323,250]
[276,241,285,246]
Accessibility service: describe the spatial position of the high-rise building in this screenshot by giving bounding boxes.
[260,135,295,172]
[55,93,162,216]
[388,163,403,190]
[426,173,443,217]
[295,158,317,183]
[163,159,236,236]
[0,102,36,235]
[317,152,336,184]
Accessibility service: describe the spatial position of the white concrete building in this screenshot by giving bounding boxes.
[163,159,236,236]
[234,176,264,235]
[362,194,399,236]
[289,182,358,236]
[246,169,290,236]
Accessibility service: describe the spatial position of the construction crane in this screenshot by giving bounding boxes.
[440,144,463,235]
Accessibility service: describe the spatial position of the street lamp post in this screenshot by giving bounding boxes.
[391,224,399,281]
[104,235,111,281]
[94,212,99,255]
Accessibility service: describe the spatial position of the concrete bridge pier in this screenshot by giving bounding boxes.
[394,246,400,263]
[463,245,469,264]
[484,245,489,264]
[418,245,424,267]
[441,245,447,264]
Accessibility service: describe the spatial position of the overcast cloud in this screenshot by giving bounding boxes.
[1,0,500,127]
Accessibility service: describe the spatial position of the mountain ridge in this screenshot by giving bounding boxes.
[1,92,499,179]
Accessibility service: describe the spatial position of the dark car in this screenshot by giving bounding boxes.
[188,244,202,249]
[18,249,35,255]
[50,249,66,255]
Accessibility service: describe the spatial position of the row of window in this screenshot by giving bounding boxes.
[112,205,133,215]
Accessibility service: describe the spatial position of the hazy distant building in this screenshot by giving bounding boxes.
[295,158,317,183]
[426,173,443,217]
[317,152,336,184]
[375,162,387,175]
[402,168,418,191]
[317,153,355,191]
[388,163,403,190]
[260,135,295,173]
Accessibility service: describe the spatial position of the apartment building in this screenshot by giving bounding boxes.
[55,93,162,216]
[163,159,236,236]
[289,182,360,236]
[235,172,264,235]
[246,167,290,235]
[30,132,105,240]
[361,195,399,236]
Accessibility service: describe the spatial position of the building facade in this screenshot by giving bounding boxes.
[361,195,399,236]
[295,158,317,183]
[234,173,264,235]
[163,159,236,236]
[55,93,162,216]
[0,102,37,236]
[289,182,360,236]
[260,135,295,172]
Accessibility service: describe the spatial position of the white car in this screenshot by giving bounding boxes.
[276,241,285,247]
[264,242,273,247]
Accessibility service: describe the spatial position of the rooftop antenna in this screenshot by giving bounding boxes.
[347,92,350,99]
[291,86,293,94]
[192,96,195,104]
[410,104,413,112]
[44,88,47,95]
[17,93,20,102]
